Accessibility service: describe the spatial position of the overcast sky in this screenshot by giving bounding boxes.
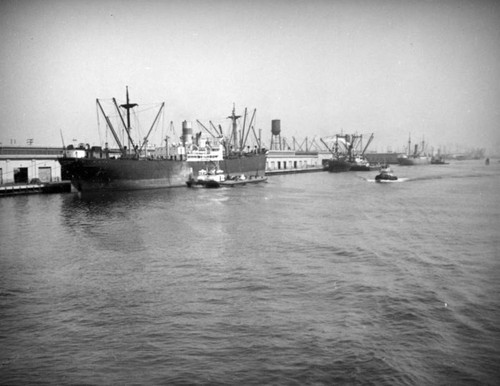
[1,0,499,153]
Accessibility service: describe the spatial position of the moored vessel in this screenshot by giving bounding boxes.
[327,157,352,172]
[59,88,267,192]
[397,134,431,165]
[349,155,372,171]
[321,133,374,172]
[430,150,448,164]
[220,175,267,187]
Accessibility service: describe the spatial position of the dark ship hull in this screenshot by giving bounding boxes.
[326,159,372,172]
[59,157,191,192]
[327,159,352,172]
[375,173,398,182]
[219,154,267,177]
[59,154,267,192]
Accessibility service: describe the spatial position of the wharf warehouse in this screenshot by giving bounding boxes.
[266,150,328,173]
[0,146,65,185]
[266,119,329,173]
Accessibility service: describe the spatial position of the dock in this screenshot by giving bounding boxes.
[266,166,325,176]
[0,181,72,196]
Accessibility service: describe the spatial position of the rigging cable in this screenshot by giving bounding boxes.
[96,102,103,147]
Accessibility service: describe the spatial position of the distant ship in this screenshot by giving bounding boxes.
[450,148,486,160]
[397,135,431,166]
[59,88,267,192]
[398,154,431,166]
[430,154,448,164]
[321,133,374,172]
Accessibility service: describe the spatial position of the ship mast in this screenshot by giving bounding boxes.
[96,98,124,154]
[120,86,138,156]
[227,104,241,152]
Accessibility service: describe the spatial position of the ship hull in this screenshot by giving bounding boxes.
[327,159,351,172]
[397,156,431,166]
[216,154,267,177]
[349,164,371,171]
[60,153,267,192]
[59,158,192,192]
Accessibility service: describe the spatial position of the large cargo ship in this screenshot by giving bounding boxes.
[321,133,374,172]
[397,135,431,166]
[59,88,267,192]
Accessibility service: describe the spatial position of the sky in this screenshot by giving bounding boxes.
[1,0,499,154]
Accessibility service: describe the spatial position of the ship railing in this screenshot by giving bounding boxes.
[186,149,224,162]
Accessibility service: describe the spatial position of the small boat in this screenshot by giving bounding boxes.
[349,155,372,171]
[186,168,225,188]
[220,174,267,187]
[187,168,267,188]
[375,165,398,182]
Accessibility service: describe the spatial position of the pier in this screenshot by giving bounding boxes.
[0,181,72,196]
[265,166,325,176]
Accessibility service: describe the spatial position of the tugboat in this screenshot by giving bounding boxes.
[375,165,398,182]
[431,155,448,164]
[187,170,268,188]
[186,168,226,188]
[431,149,449,164]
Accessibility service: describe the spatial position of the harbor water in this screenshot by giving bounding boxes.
[1,160,499,385]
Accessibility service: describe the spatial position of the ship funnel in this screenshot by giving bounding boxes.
[182,121,193,146]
